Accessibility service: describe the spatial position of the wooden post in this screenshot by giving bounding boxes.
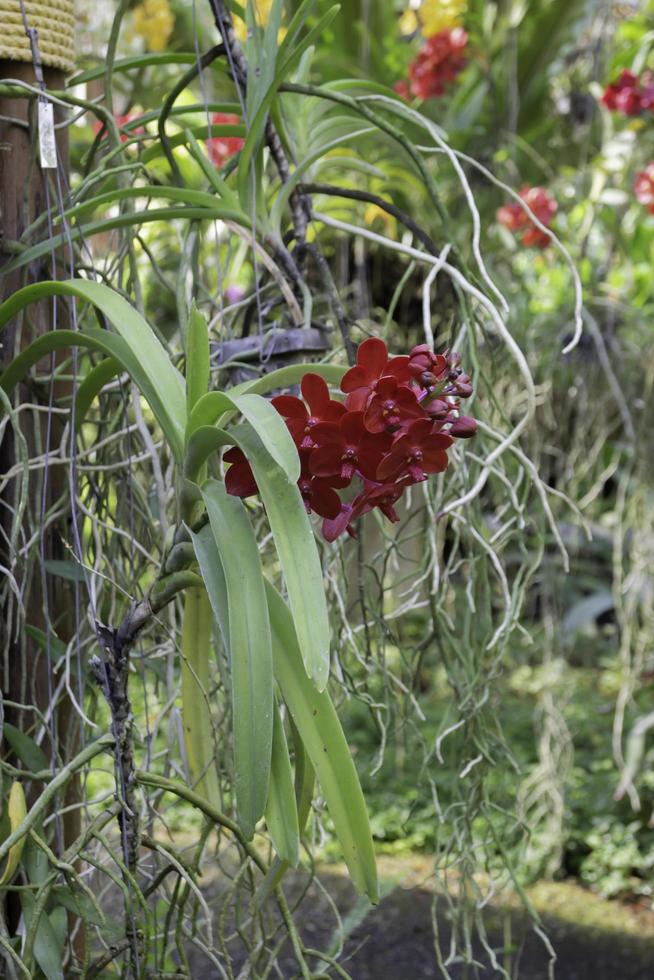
[0,56,80,945]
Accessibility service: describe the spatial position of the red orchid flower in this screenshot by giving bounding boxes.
[224,446,258,498]
[341,338,411,411]
[377,419,453,483]
[207,112,244,168]
[321,480,408,542]
[297,451,344,519]
[310,412,391,482]
[408,28,468,100]
[272,373,345,449]
[364,376,425,433]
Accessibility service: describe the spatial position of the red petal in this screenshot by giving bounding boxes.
[224,446,246,463]
[344,388,372,412]
[341,411,366,443]
[421,448,450,473]
[357,448,384,480]
[363,400,388,433]
[309,481,342,519]
[301,373,330,414]
[325,400,347,420]
[322,503,354,542]
[225,462,258,497]
[272,395,307,419]
[376,450,405,481]
[358,337,388,376]
[375,376,398,399]
[310,446,343,477]
[386,355,411,383]
[310,422,343,448]
[341,365,371,393]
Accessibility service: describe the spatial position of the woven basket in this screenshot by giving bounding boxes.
[0,0,74,74]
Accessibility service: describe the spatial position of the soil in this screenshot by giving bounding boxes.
[192,858,654,979]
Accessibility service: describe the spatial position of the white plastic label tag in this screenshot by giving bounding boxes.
[38,101,57,169]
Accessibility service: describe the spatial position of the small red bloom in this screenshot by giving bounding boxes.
[408,28,468,100]
[224,447,258,498]
[634,163,654,213]
[497,186,557,249]
[297,452,343,519]
[377,419,452,483]
[341,337,411,412]
[364,376,425,433]
[321,480,408,541]
[207,112,244,168]
[310,412,391,482]
[272,373,345,449]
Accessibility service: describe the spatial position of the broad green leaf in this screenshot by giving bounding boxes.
[0,328,184,463]
[2,724,48,773]
[185,391,300,483]
[265,579,378,902]
[0,783,27,886]
[74,357,121,425]
[201,481,273,838]
[230,362,346,397]
[0,281,187,462]
[50,886,105,928]
[265,703,300,867]
[185,304,210,411]
[234,423,330,690]
[20,892,64,980]
[181,588,221,807]
[189,524,230,654]
[43,559,85,583]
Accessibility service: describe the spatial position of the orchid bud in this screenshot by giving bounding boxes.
[450,415,477,438]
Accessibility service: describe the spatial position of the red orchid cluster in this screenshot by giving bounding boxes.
[207,112,244,168]
[395,28,468,100]
[634,163,654,213]
[601,70,654,117]
[496,186,557,249]
[224,339,476,541]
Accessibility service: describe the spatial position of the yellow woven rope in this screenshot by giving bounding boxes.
[0,0,75,74]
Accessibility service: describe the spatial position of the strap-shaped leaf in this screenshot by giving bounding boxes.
[189,524,230,653]
[234,422,330,690]
[74,357,122,426]
[186,391,300,483]
[265,703,300,867]
[230,362,346,397]
[181,588,221,807]
[0,280,187,462]
[265,579,378,902]
[201,481,273,839]
[185,304,210,412]
[0,328,184,465]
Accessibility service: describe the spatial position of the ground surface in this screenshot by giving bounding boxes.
[193,855,654,979]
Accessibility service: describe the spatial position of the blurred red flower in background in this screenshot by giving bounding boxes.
[207,112,244,168]
[634,164,654,213]
[497,186,557,248]
[407,28,468,99]
[601,69,654,116]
